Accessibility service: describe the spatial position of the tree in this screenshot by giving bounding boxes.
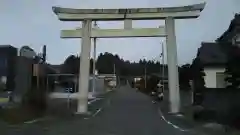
[179,64,191,90]
[225,46,240,88]
[61,55,79,74]
[191,57,205,90]
[61,52,175,78]
[61,55,94,75]
[190,48,206,93]
[146,75,160,92]
[190,53,205,105]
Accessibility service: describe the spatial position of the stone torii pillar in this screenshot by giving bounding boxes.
[165,17,180,113]
[52,2,206,114]
[78,20,92,113]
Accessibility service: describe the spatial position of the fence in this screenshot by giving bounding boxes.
[46,77,107,116]
[12,57,33,103]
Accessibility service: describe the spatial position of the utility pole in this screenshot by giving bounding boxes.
[92,21,97,94]
[113,63,116,76]
[142,56,147,89]
[161,42,165,93]
[113,63,116,88]
[144,62,147,89]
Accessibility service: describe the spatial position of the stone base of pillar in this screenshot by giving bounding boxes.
[170,98,180,113]
[167,111,183,115]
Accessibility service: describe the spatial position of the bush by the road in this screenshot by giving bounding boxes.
[0,85,46,124]
[136,75,160,94]
[193,88,240,129]
[0,106,43,124]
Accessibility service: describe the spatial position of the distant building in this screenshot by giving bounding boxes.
[48,64,62,74]
[151,71,168,81]
[0,45,18,91]
[19,46,37,59]
[97,74,116,79]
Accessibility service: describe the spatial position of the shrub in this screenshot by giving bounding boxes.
[225,46,240,88]
[190,56,205,105]
[0,106,43,124]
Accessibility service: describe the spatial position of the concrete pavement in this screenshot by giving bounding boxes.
[1,86,200,135]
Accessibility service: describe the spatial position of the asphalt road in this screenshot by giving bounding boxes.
[84,86,193,135]
[1,86,198,135]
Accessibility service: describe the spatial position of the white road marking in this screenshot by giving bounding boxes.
[157,107,189,132]
[24,117,47,124]
[88,98,102,105]
[107,99,111,106]
[92,108,103,117]
[24,119,39,124]
[175,114,184,117]
[91,95,112,118]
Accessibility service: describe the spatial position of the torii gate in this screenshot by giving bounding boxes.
[52,3,205,114]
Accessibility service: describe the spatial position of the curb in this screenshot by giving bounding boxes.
[157,107,189,132]
[85,91,114,118]
[156,101,240,135]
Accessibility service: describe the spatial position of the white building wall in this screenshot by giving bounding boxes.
[204,67,225,88]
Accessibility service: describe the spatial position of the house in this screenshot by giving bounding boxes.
[150,72,168,83]
[48,64,62,74]
[198,42,227,88]
[197,13,240,88]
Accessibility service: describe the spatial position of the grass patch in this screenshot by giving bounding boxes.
[0,106,44,124]
[0,98,9,103]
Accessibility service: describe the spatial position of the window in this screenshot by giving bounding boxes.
[232,37,236,45]
[0,57,7,68]
[236,34,240,45]
[216,72,227,88]
[232,34,240,46]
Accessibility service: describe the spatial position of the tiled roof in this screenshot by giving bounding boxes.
[198,42,227,66]
[0,45,16,49]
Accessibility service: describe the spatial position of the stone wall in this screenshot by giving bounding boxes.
[89,77,106,95]
[12,57,33,103]
[199,88,240,125]
[46,77,107,115]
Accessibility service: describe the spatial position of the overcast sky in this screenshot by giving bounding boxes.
[0,0,239,65]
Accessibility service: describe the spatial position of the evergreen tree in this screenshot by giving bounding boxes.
[225,46,240,88]
[61,52,191,88]
[190,54,205,105]
[179,64,191,90]
[191,49,205,91]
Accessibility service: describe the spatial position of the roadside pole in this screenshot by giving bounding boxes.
[144,62,147,89]
[161,42,165,93]
[92,21,98,95]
